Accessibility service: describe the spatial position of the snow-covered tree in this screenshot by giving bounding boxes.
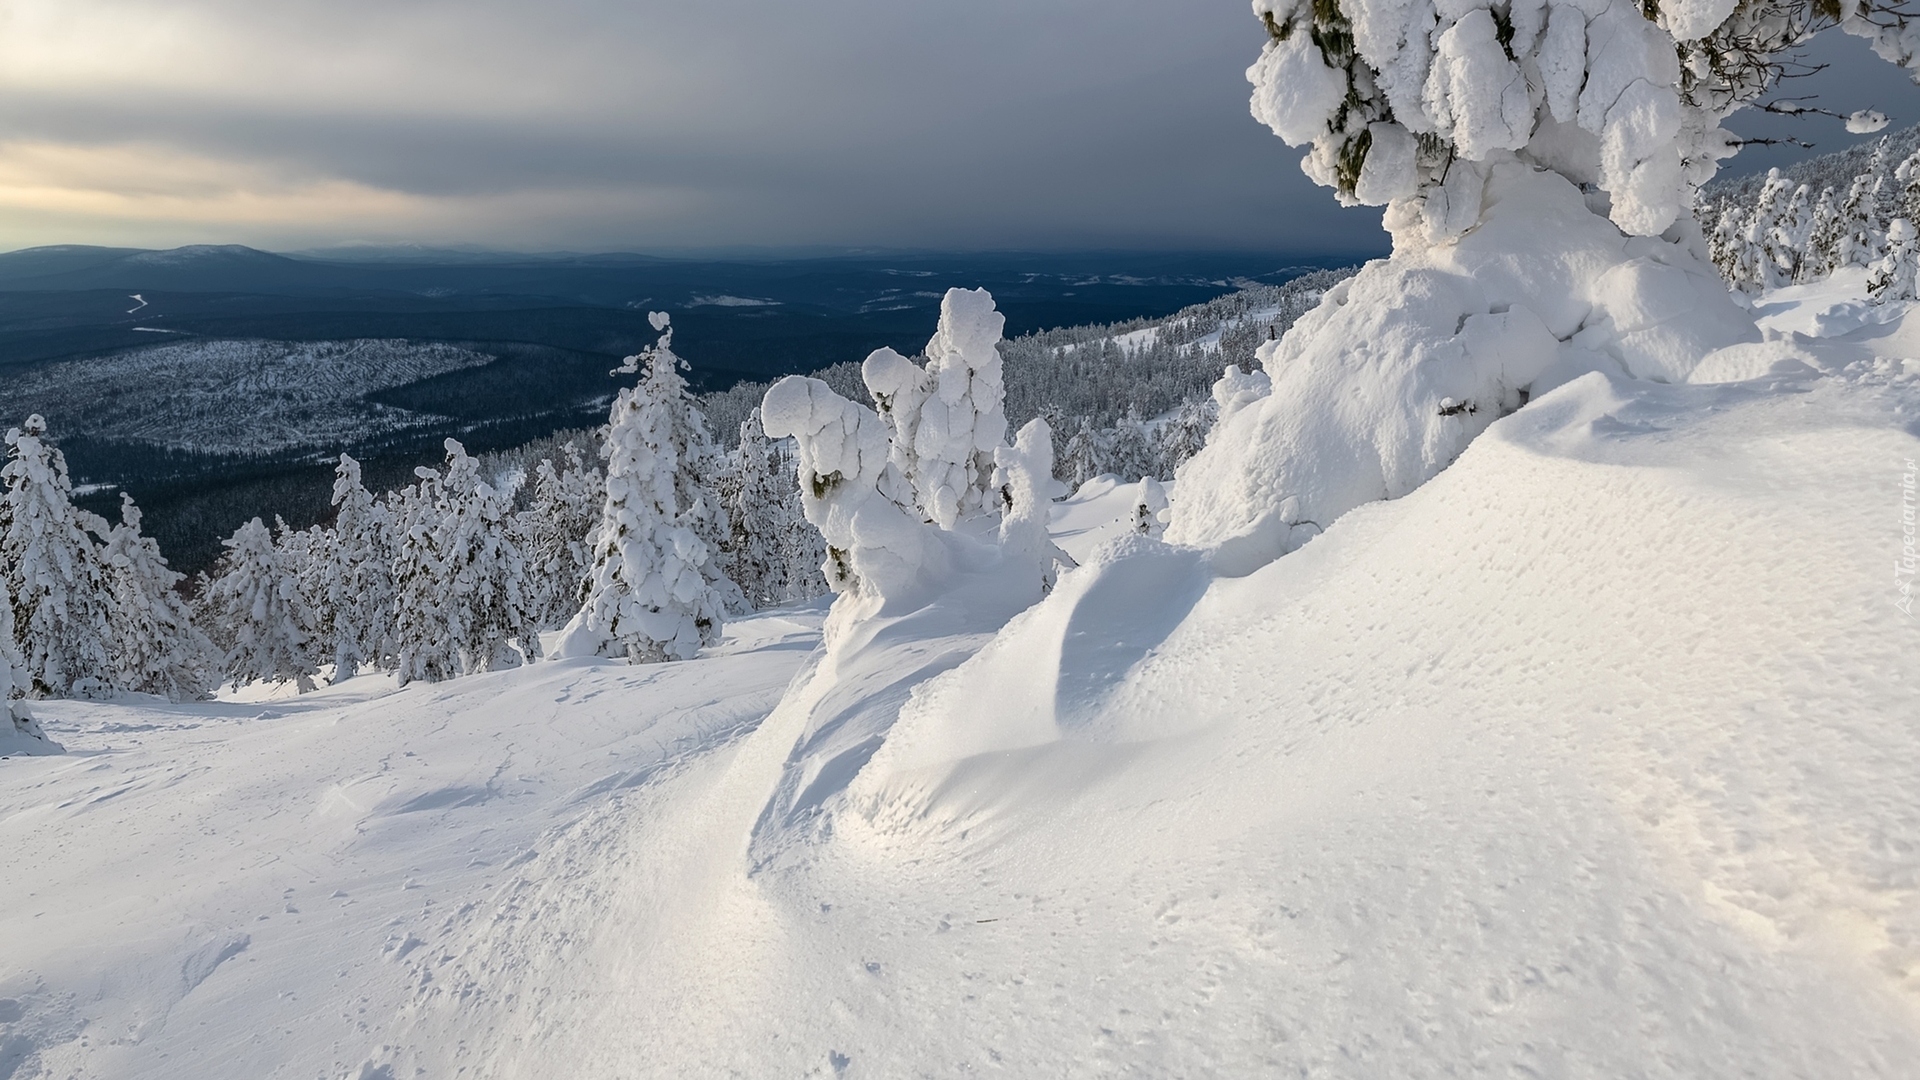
[1059,418,1102,491]
[436,439,541,673]
[275,516,329,671]
[101,494,214,701]
[387,469,459,685]
[1870,218,1919,302]
[761,375,940,602]
[725,411,804,608]
[0,574,57,754]
[861,288,1009,528]
[1102,409,1158,483]
[1157,399,1214,478]
[1839,171,1886,269]
[1168,0,1919,573]
[1803,187,1843,282]
[518,443,603,627]
[1,415,115,699]
[563,315,743,663]
[1248,0,1920,243]
[1709,201,1751,286]
[1898,146,1920,226]
[1771,184,1814,283]
[1132,477,1170,539]
[317,454,393,680]
[1748,170,1799,291]
[993,418,1072,594]
[202,517,317,693]
[774,476,831,603]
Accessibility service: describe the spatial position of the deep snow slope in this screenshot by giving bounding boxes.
[5,297,1920,1078]
[0,609,825,1079]
[404,329,1912,1073]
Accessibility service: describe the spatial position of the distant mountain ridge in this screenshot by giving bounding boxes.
[0,244,345,292]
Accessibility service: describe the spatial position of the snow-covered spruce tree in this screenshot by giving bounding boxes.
[1898,145,1920,224]
[861,288,1010,528]
[436,439,541,673]
[1870,218,1920,301]
[0,573,58,754]
[1103,409,1159,483]
[1743,169,1797,291]
[1803,186,1843,282]
[1708,200,1751,285]
[387,469,459,685]
[776,480,831,603]
[1059,418,1102,491]
[202,517,317,693]
[992,418,1073,594]
[101,494,214,701]
[275,516,330,672]
[519,443,603,628]
[725,411,798,608]
[318,454,393,680]
[1170,0,1917,572]
[1771,183,1814,283]
[1839,170,1886,268]
[1,415,116,699]
[1158,399,1216,478]
[562,314,743,663]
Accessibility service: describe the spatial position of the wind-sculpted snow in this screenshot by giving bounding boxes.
[387,318,1912,1077]
[862,287,1010,529]
[1165,163,1756,574]
[1,339,494,455]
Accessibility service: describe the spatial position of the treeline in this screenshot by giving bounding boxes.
[701,268,1355,482]
[1703,137,1920,300]
[0,385,823,701]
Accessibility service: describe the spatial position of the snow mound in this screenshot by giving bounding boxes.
[1167,163,1756,574]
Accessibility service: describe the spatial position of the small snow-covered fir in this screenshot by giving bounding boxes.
[2,414,116,699]
[561,314,743,663]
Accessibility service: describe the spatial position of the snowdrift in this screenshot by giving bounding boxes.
[1168,163,1756,575]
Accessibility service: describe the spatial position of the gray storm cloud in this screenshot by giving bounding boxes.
[0,0,1905,253]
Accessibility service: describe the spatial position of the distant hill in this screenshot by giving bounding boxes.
[0,244,345,292]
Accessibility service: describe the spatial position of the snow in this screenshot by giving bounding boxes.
[2,339,495,456]
[688,295,780,307]
[1166,163,1755,576]
[1849,109,1893,135]
[6,272,1920,1078]
[0,608,823,1079]
[1042,473,1177,565]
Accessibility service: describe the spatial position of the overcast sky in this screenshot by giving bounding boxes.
[0,1,1908,256]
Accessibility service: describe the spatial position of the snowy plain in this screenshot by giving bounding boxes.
[5,283,1920,1077]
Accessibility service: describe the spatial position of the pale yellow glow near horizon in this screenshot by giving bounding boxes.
[0,138,718,251]
[0,0,747,251]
